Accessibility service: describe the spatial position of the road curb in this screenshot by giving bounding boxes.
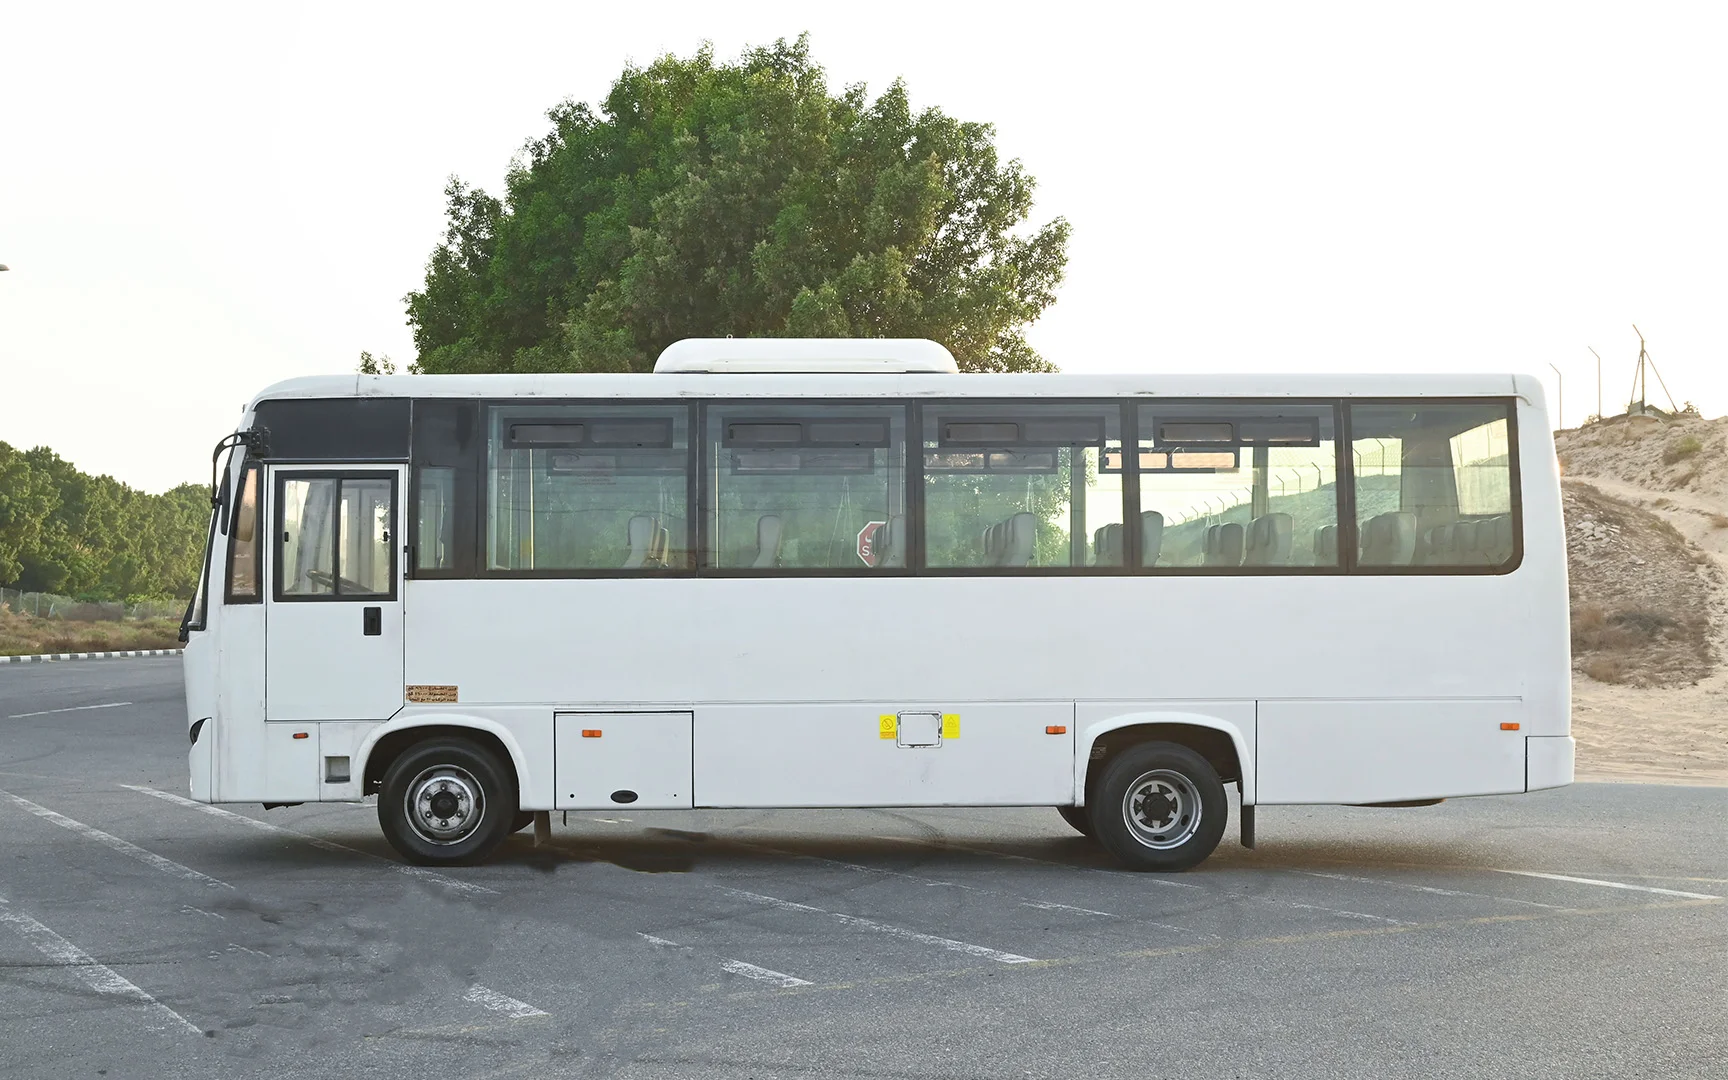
[1,649,182,665]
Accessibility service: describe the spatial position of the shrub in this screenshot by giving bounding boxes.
[1662,435,1703,465]
[1581,656,1628,683]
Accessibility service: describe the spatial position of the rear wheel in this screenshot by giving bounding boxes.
[378,738,517,866]
[1092,741,1227,872]
[1056,805,1095,838]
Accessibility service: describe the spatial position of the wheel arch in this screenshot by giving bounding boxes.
[358,715,528,803]
[1075,710,1254,806]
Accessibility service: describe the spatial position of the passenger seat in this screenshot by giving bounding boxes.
[622,514,658,569]
[748,514,783,568]
[1141,511,1164,566]
[877,515,906,568]
[1360,511,1417,566]
[1244,513,1293,566]
[1313,524,1338,565]
[1001,512,1038,567]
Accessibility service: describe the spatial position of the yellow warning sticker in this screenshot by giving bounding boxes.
[879,714,898,739]
[942,713,960,739]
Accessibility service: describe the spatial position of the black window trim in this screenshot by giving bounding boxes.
[396,392,1524,580]
[270,469,400,603]
[1342,395,1525,577]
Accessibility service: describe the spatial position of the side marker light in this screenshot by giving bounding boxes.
[292,732,309,740]
[1046,725,1068,735]
[1501,722,1521,731]
[582,729,603,738]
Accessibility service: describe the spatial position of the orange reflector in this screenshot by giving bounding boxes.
[1501,722,1521,731]
[582,729,603,738]
[292,732,309,740]
[1046,725,1068,735]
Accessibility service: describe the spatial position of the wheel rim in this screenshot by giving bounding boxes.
[404,764,485,846]
[1120,769,1203,850]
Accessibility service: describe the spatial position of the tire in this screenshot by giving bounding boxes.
[378,737,518,866]
[1091,741,1227,872]
[510,812,535,834]
[1056,805,1095,838]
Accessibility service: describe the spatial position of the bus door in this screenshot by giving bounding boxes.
[265,466,406,722]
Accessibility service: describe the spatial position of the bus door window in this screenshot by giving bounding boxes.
[923,405,1123,569]
[1135,404,1339,569]
[703,404,906,570]
[276,475,397,597]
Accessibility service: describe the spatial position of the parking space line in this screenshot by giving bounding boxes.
[6,701,132,719]
[1491,869,1721,900]
[720,828,1120,918]
[0,894,201,1035]
[0,788,231,890]
[1293,870,1572,911]
[463,985,548,1019]
[635,932,816,987]
[721,887,1037,964]
[720,959,814,987]
[866,832,1204,889]
[121,785,497,897]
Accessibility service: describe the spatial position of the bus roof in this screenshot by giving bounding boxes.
[246,370,1542,411]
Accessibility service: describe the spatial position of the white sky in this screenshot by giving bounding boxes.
[3,1,1724,492]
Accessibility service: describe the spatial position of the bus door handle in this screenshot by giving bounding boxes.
[362,606,381,636]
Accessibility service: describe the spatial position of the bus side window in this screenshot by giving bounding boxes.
[1135,404,1338,569]
[703,405,907,571]
[416,466,455,571]
[1348,403,1517,570]
[922,406,1123,569]
[226,465,261,602]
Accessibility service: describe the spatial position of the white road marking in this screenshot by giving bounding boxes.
[637,931,815,986]
[0,894,201,1035]
[867,831,1206,890]
[728,827,1120,917]
[121,785,498,897]
[1294,870,1572,911]
[1491,869,1721,901]
[1019,900,1119,918]
[0,788,231,889]
[722,887,1037,964]
[7,701,132,719]
[720,959,814,987]
[463,985,548,1019]
[1276,900,1411,925]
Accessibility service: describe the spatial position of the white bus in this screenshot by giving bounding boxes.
[180,338,1573,872]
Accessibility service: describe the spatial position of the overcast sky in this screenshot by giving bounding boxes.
[3,1,1724,492]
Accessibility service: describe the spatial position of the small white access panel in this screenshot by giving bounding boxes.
[554,712,693,810]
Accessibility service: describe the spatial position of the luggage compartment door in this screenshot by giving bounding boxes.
[554,712,693,810]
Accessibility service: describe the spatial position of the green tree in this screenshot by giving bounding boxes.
[405,35,1070,375]
[0,443,55,586]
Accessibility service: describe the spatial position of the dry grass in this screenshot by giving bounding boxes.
[0,612,182,656]
[1710,513,1728,530]
[1662,435,1704,465]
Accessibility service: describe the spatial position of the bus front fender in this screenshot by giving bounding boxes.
[1073,705,1256,807]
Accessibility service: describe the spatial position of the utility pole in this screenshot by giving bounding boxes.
[1627,325,1680,415]
[1548,363,1563,430]
[1587,347,1602,420]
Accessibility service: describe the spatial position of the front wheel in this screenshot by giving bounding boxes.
[1092,741,1227,872]
[378,738,518,866]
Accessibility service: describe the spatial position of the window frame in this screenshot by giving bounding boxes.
[270,469,400,603]
[1340,396,1524,577]
[223,462,263,605]
[697,398,913,578]
[1129,399,1349,577]
[914,398,1133,576]
[477,400,700,580]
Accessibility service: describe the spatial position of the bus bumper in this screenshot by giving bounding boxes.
[1527,736,1574,791]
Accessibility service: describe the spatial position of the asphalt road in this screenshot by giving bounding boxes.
[0,659,1724,1080]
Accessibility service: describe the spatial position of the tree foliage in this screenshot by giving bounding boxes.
[406,36,1070,374]
[0,442,207,601]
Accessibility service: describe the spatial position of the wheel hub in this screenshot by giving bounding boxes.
[405,766,484,845]
[1121,769,1203,851]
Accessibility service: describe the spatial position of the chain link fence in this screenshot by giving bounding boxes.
[0,588,182,622]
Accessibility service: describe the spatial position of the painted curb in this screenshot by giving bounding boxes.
[1,649,182,665]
